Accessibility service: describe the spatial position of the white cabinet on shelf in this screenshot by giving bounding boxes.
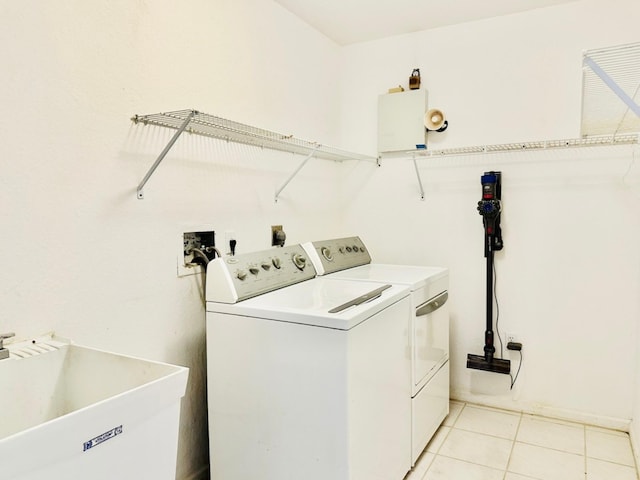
[378,89,428,154]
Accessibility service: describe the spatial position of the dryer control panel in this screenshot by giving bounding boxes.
[302,236,371,275]
[206,244,316,303]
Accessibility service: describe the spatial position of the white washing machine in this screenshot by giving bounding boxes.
[302,237,449,464]
[205,245,412,480]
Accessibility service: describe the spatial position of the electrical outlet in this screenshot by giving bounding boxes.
[507,333,518,344]
[178,227,215,277]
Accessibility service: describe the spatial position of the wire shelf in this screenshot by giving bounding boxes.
[409,134,640,158]
[402,134,639,200]
[132,109,377,163]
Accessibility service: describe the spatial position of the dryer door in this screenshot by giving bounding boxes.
[413,291,449,390]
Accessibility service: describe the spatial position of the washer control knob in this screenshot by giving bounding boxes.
[346,246,353,252]
[339,247,345,254]
[352,245,359,252]
[292,254,306,270]
[236,270,247,281]
[249,267,260,276]
[272,257,282,269]
[321,247,333,261]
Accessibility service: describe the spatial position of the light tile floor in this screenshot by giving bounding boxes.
[405,401,639,480]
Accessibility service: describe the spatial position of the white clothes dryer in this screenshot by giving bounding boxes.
[205,245,412,480]
[302,237,449,464]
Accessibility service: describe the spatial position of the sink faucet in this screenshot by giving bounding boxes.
[0,332,15,360]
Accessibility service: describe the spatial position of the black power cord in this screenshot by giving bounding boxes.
[494,244,524,390]
[507,342,523,389]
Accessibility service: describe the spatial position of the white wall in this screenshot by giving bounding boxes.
[339,0,640,428]
[0,1,347,478]
[4,0,640,477]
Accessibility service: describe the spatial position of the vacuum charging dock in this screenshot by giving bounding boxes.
[467,171,511,376]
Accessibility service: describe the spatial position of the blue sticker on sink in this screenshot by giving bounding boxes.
[83,425,123,451]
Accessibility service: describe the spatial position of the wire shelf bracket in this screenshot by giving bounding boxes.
[412,153,425,201]
[274,146,320,202]
[131,109,378,199]
[134,110,197,199]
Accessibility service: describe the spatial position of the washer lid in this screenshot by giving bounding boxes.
[325,264,448,290]
[206,277,410,330]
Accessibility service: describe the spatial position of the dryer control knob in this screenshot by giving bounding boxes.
[272,257,282,269]
[249,267,260,276]
[236,270,247,281]
[292,254,306,270]
[261,262,271,271]
[321,247,333,261]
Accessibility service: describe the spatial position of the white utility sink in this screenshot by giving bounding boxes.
[0,336,189,480]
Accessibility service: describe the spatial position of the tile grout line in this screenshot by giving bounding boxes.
[431,402,639,480]
[503,411,524,480]
[435,403,527,479]
[434,402,464,453]
[420,402,466,479]
[583,428,640,477]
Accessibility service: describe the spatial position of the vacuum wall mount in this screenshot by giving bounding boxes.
[467,171,511,375]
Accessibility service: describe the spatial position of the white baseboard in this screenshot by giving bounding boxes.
[451,391,631,432]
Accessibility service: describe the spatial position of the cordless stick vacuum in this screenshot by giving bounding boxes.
[466,171,511,375]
